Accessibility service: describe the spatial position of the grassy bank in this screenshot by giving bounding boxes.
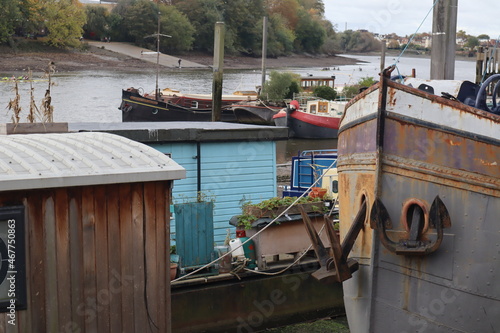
[265,316,349,333]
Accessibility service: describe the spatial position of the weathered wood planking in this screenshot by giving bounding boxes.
[0,180,173,333]
[131,183,146,333]
[144,182,159,328]
[28,192,46,332]
[43,196,58,332]
[156,182,169,332]
[94,185,110,333]
[119,183,134,331]
[55,189,72,331]
[106,184,122,333]
[69,189,84,332]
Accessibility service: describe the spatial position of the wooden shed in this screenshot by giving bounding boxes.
[0,132,185,333]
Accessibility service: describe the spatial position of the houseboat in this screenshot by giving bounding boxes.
[273,99,346,138]
[120,87,257,122]
[335,67,500,332]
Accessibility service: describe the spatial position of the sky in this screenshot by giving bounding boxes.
[323,1,499,39]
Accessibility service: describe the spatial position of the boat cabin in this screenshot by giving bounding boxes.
[300,75,336,92]
[305,99,346,117]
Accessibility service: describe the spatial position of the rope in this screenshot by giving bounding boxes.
[256,98,280,111]
[172,158,338,282]
[391,0,441,81]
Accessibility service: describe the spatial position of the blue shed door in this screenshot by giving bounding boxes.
[173,202,214,268]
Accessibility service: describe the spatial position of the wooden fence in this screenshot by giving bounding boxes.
[476,46,499,84]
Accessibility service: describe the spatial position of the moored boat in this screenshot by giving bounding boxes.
[281,149,338,198]
[120,87,250,122]
[229,100,283,125]
[273,99,346,139]
[159,87,258,109]
[336,67,500,332]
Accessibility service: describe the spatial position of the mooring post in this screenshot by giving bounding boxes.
[476,46,485,84]
[212,22,225,122]
[380,42,386,73]
[430,0,458,79]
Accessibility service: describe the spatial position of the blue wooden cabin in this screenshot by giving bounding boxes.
[71,122,288,248]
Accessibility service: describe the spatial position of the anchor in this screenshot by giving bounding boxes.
[298,201,366,284]
[370,195,451,255]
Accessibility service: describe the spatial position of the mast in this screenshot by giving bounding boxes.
[146,10,170,101]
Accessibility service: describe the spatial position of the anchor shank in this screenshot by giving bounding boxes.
[341,201,367,260]
[299,206,330,266]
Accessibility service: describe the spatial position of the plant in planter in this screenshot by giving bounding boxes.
[237,196,327,229]
[170,245,179,281]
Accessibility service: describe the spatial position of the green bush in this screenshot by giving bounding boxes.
[313,85,337,100]
[260,71,302,102]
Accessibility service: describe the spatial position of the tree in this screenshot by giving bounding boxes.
[338,30,380,52]
[158,4,195,53]
[122,0,157,46]
[294,9,325,53]
[44,0,86,48]
[456,29,467,40]
[0,0,21,43]
[265,14,295,57]
[477,34,490,40]
[223,0,265,55]
[313,85,337,100]
[266,0,300,29]
[340,76,376,99]
[84,6,110,40]
[465,36,479,49]
[319,19,338,54]
[299,0,325,14]
[17,0,45,38]
[261,71,301,101]
[387,40,400,49]
[174,0,222,52]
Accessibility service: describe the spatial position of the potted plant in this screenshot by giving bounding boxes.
[237,196,326,229]
[170,245,179,281]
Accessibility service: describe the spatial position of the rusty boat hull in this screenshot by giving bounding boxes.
[337,72,500,332]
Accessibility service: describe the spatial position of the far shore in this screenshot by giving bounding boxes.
[0,42,476,75]
[0,43,363,73]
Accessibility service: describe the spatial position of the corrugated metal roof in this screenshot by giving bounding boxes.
[0,132,186,191]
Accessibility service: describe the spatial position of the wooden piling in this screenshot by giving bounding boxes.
[430,0,458,79]
[261,16,268,92]
[212,22,225,122]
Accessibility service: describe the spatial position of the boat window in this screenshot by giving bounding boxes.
[331,180,338,193]
[319,102,328,113]
[191,101,198,108]
[310,105,317,114]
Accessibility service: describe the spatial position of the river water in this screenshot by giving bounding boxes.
[0,54,477,124]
